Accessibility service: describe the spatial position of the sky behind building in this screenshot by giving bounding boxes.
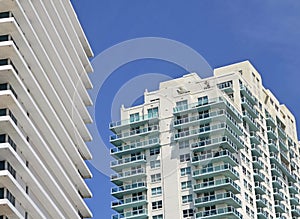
[70,1,300,218]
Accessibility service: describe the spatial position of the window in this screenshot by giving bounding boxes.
[180,167,191,176]
[151,187,162,196]
[176,100,188,111]
[150,147,160,156]
[152,200,162,210]
[153,215,163,219]
[182,194,193,204]
[198,96,208,105]
[151,173,161,183]
[150,160,161,169]
[181,181,192,190]
[130,113,140,123]
[148,107,158,118]
[180,153,190,162]
[183,209,193,218]
[179,140,189,149]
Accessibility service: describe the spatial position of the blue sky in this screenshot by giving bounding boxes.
[70,1,300,218]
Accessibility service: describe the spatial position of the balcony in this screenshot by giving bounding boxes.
[252,156,264,170]
[268,139,279,153]
[278,138,288,152]
[110,138,159,158]
[277,126,287,139]
[173,110,225,129]
[250,132,260,145]
[266,114,276,127]
[111,155,146,171]
[110,125,159,146]
[111,168,146,185]
[279,150,289,163]
[272,176,283,189]
[194,192,241,208]
[240,84,257,105]
[253,169,265,182]
[196,206,242,219]
[271,164,282,177]
[251,144,262,157]
[291,205,300,217]
[193,178,240,194]
[111,195,147,212]
[0,134,17,151]
[173,97,242,122]
[0,108,17,126]
[242,111,259,132]
[241,97,258,118]
[111,182,147,199]
[267,126,277,140]
[256,195,267,208]
[193,163,239,180]
[257,208,268,219]
[274,200,285,213]
[218,81,233,93]
[112,209,148,219]
[190,136,240,153]
[273,188,284,201]
[255,182,266,194]
[289,183,299,194]
[290,194,299,205]
[109,114,159,133]
[192,150,238,167]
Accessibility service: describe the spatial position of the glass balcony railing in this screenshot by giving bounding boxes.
[111,155,146,169]
[111,182,146,197]
[217,81,233,92]
[278,138,288,152]
[112,209,148,219]
[290,194,299,205]
[111,168,145,182]
[196,206,242,219]
[193,177,240,194]
[256,195,267,208]
[110,114,158,130]
[110,125,159,143]
[192,150,238,166]
[272,176,283,189]
[271,163,282,177]
[251,144,262,157]
[267,126,277,140]
[252,156,264,169]
[277,126,287,139]
[289,182,299,194]
[273,188,284,201]
[254,182,267,194]
[193,163,239,180]
[257,208,268,219]
[241,97,258,118]
[111,195,147,209]
[250,131,260,145]
[253,169,265,182]
[242,111,259,131]
[265,114,276,127]
[110,138,159,156]
[268,139,279,153]
[240,84,257,105]
[194,192,241,208]
[291,205,300,217]
[274,200,285,213]
[0,134,17,151]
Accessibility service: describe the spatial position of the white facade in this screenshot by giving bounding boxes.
[0,1,93,219]
[110,61,300,219]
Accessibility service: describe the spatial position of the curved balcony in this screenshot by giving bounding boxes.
[111,138,159,158]
[109,114,159,133]
[192,150,238,167]
[111,182,147,199]
[112,209,148,219]
[193,163,239,180]
[194,192,241,208]
[111,168,146,186]
[196,206,242,219]
[111,155,146,171]
[110,125,159,146]
[193,178,240,194]
[111,195,147,212]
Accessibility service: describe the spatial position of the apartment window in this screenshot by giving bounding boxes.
[148,107,158,118]
[179,140,189,149]
[182,194,193,204]
[150,160,161,169]
[180,167,191,176]
[150,147,160,156]
[151,173,161,183]
[198,96,208,105]
[153,215,163,219]
[183,209,194,218]
[151,187,162,196]
[152,200,162,210]
[130,113,139,123]
[180,153,190,162]
[181,181,192,190]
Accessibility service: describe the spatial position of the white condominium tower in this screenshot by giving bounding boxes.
[0,1,93,219]
[110,61,300,219]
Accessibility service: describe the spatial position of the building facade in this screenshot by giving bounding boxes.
[0,1,93,218]
[110,61,300,219]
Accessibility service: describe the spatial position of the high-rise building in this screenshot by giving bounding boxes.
[110,61,300,219]
[0,1,93,219]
